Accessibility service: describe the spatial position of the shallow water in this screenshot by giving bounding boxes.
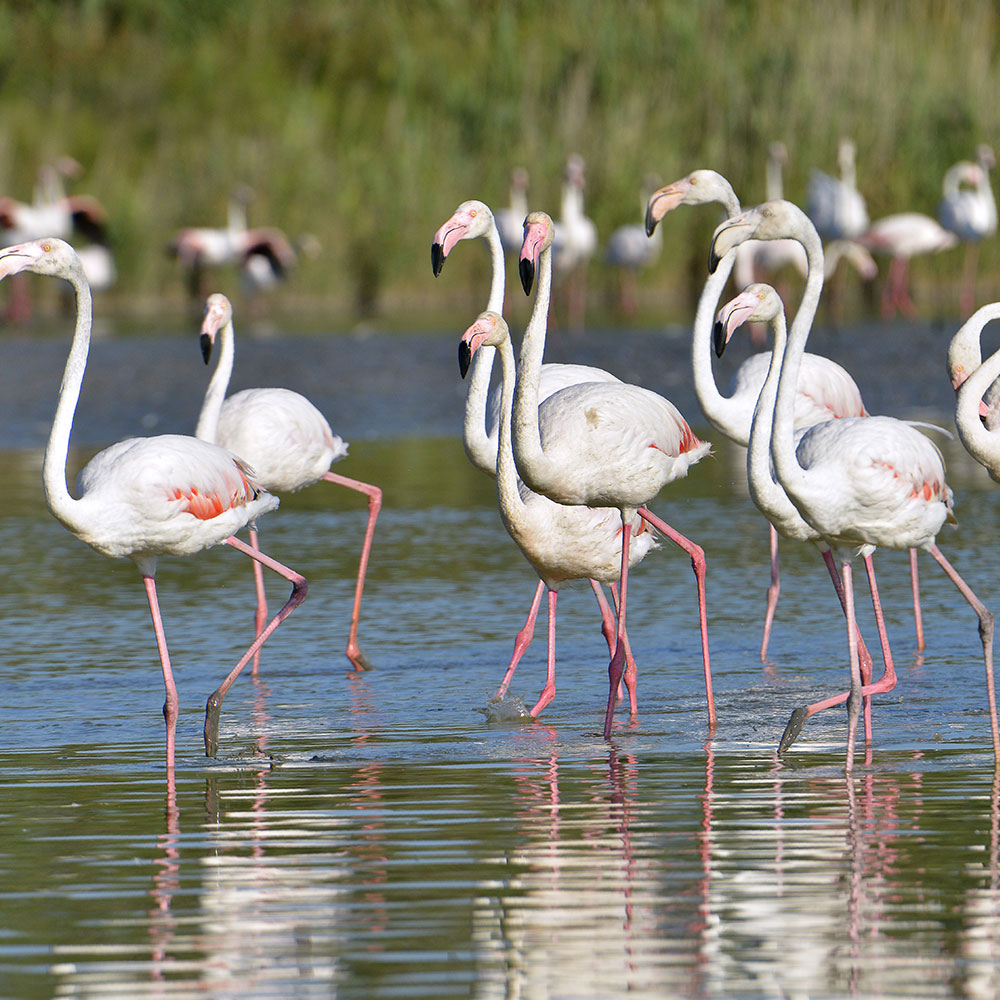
[2,318,1000,998]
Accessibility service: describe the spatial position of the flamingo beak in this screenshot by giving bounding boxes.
[709,217,756,273]
[519,221,546,295]
[431,241,446,277]
[644,183,687,236]
[200,332,213,364]
[458,339,472,378]
[714,292,761,357]
[0,247,33,281]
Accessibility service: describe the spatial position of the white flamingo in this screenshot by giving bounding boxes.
[553,154,598,329]
[948,301,1000,432]
[494,167,530,255]
[431,200,634,706]
[516,210,714,738]
[807,138,869,241]
[459,311,658,718]
[645,169,923,660]
[0,238,308,777]
[604,174,663,315]
[952,301,1000,477]
[196,292,381,672]
[710,201,998,771]
[939,146,998,317]
[858,212,959,319]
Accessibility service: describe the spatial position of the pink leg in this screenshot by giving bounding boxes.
[248,524,268,676]
[928,544,999,761]
[143,574,179,783]
[608,582,639,716]
[910,548,925,652]
[322,471,383,672]
[204,537,309,757]
[590,580,617,655]
[529,589,559,717]
[604,519,633,739]
[638,506,715,729]
[842,561,863,775]
[760,523,781,661]
[495,580,545,699]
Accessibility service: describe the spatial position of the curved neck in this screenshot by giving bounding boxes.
[511,239,557,493]
[771,220,826,493]
[195,318,235,442]
[42,270,93,524]
[493,330,527,528]
[462,221,506,474]
[691,250,746,443]
[956,337,1000,472]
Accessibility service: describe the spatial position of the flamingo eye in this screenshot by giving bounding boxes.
[41,242,52,252]
[470,209,477,218]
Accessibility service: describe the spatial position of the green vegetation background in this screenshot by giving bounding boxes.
[0,0,997,327]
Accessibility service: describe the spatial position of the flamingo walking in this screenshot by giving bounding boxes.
[431,200,631,704]
[196,293,381,672]
[516,211,714,738]
[459,311,658,717]
[645,169,923,659]
[0,238,308,777]
[710,201,998,771]
[938,146,997,317]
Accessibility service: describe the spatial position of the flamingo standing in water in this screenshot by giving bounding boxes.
[710,201,998,771]
[938,146,998,317]
[459,311,658,718]
[645,169,924,660]
[516,211,714,738]
[604,174,663,316]
[431,200,639,710]
[0,238,308,777]
[196,293,381,672]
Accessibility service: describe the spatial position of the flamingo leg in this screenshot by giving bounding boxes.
[760,523,781,661]
[321,471,383,672]
[529,589,559,717]
[495,580,545,699]
[638,506,715,729]
[143,574,178,783]
[843,561,863,775]
[604,519,633,738]
[248,523,268,676]
[927,543,999,762]
[590,579,617,656]
[608,581,639,715]
[203,536,308,758]
[910,547,925,651]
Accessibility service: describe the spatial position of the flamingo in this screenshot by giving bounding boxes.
[459,311,658,718]
[494,167,530,255]
[553,154,598,329]
[807,138,869,242]
[431,200,632,704]
[516,210,714,738]
[858,212,959,319]
[948,302,1000,432]
[604,175,663,316]
[710,201,998,771]
[196,292,381,672]
[0,238,308,778]
[938,146,997,317]
[645,169,923,660]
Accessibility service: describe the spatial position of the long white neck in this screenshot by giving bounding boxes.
[691,249,746,444]
[956,318,1000,477]
[462,221,506,474]
[493,330,528,532]
[42,268,94,530]
[195,318,235,443]
[770,217,826,500]
[511,240,558,494]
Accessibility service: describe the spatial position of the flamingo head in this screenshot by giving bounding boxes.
[710,199,812,273]
[518,211,554,295]
[0,238,81,281]
[645,170,736,235]
[200,292,233,364]
[458,310,507,378]
[431,200,494,277]
[714,283,783,358]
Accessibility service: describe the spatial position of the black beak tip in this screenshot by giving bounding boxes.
[644,208,657,238]
[458,339,472,378]
[713,320,728,358]
[708,248,721,274]
[431,242,445,278]
[518,257,535,295]
[200,332,212,365]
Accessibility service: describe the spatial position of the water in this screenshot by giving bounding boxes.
[2,316,1000,999]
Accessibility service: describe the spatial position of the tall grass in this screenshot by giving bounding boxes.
[0,0,998,325]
